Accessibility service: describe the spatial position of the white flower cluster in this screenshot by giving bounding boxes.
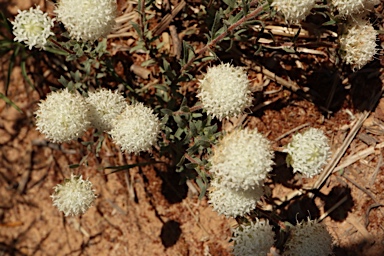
[271,0,316,23]
[208,178,264,218]
[331,0,378,16]
[232,219,275,256]
[209,128,274,190]
[208,128,273,217]
[109,103,160,154]
[35,88,91,143]
[284,219,333,256]
[284,128,330,178]
[339,18,378,70]
[86,89,127,132]
[11,6,54,50]
[51,174,97,216]
[35,88,160,154]
[55,0,117,41]
[197,63,252,120]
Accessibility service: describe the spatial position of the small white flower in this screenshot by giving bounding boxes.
[86,89,127,132]
[232,219,275,256]
[339,18,378,70]
[197,63,252,120]
[11,6,55,50]
[109,103,160,154]
[55,0,117,41]
[331,0,378,17]
[271,0,316,23]
[51,174,97,217]
[209,128,274,190]
[284,219,333,256]
[284,128,330,178]
[35,88,91,143]
[208,178,264,218]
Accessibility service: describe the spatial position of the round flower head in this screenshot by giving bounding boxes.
[232,219,275,256]
[284,128,330,178]
[109,103,160,154]
[51,174,97,217]
[331,0,378,17]
[86,89,127,132]
[271,0,316,23]
[11,6,55,50]
[55,0,117,41]
[339,18,377,70]
[35,88,91,143]
[209,128,274,190]
[197,63,252,120]
[208,178,264,218]
[284,219,333,256]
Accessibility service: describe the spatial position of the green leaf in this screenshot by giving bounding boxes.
[141,59,156,67]
[6,44,21,95]
[322,20,336,26]
[222,0,236,8]
[0,92,22,113]
[160,108,173,116]
[210,9,223,40]
[196,178,207,200]
[173,115,187,128]
[131,21,142,38]
[21,60,35,90]
[190,121,198,136]
[58,76,68,86]
[174,127,185,139]
[185,163,198,169]
[104,161,163,175]
[176,155,186,167]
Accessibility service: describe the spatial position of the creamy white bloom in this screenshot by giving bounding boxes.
[339,18,377,70]
[284,219,333,256]
[232,219,275,256]
[197,63,252,120]
[55,0,117,41]
[51,174,97,217]
[209,128,274,190]
[331,0,378,16]
[86,89,127,132]
[109,103,160,154]
[35,88,91,143]
[271,0,316,23]
[208,178,264,218]
[284,128,330,178]
[11,6,55,50]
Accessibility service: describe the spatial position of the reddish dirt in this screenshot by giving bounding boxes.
[1,1,384,256]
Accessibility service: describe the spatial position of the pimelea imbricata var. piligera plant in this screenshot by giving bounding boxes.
[5,0,383,253]
[231,219,275,256]
[283,219,333,256]
[51,174,97,217]
[284,128,331,178]
[271,0,317,23]
[11,6,55,50]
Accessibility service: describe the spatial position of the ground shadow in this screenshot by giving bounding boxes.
[350,62,382,111]
[160,220,182,248]
[156,166,188,204]
[320,185,354,222]
[333,236,384,256]
[279,195,321,224]
[269,151,298,189]
[307,68,346,113]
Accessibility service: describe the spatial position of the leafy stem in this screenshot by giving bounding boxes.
[180,3,267,74]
